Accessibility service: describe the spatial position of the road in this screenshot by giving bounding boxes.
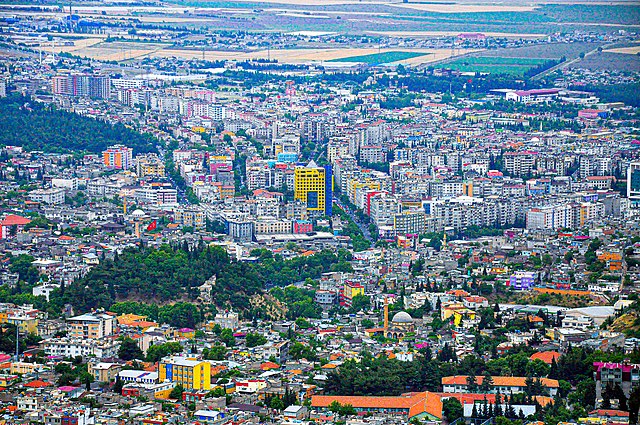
[531,42,616,81]
[334,198,374,242]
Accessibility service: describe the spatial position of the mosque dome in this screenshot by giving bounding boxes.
[391,311,414,324]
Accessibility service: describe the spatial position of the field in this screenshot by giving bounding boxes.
[330,51,429,65]
[442,56,548,75]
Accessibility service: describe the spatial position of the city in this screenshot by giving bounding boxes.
[0,1,638,425]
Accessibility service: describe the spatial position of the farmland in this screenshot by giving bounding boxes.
[330,51,429,65]
[442,56,549,75]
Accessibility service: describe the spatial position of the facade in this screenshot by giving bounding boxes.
[135,154,166,178]
[628,162,640,208]
[103,145,133,170]
[311,392,443,421]
[158,356,211,390]
[294,161,332,216]
[442,376,559,397]
[52,74,111,99]
[175,207,205,230]
[41,337,120,358]
[28,188,65,205]
[594,362,640,401]
[509,271,536,290]
[67,312,116,339]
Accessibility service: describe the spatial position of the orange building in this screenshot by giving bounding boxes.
[103,145,133,170]
[597,249,623,271]
[312,392,442,421]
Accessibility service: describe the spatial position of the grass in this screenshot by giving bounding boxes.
[330,51,428,64]
[443,56,548,75]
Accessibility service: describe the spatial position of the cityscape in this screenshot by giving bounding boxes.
[0,0,639,425]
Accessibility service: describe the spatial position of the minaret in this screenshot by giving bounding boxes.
[383,297,389,335]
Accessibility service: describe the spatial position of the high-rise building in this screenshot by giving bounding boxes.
[628,162,640,207]
[294,160,332,216]
[103,145,133,170]
[52,74,111,99]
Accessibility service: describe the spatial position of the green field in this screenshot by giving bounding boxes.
[330,51,429,65]
[443,56,549,75]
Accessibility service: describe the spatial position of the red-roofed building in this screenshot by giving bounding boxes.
[311,392,442,420]
[530,351,560,365]
[0,215,31,239]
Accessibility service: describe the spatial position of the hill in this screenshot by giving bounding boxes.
[0,95,157,154]
[49,243,350,319]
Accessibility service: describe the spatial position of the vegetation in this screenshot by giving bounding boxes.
[49,244,348,320]
[0,95,157,154]
[330,51,428,65]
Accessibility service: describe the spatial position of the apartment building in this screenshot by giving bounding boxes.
[67,312,116,339]
[158,356,211,390]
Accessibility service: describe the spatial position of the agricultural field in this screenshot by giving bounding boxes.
[442,56,548,75]
[329,51,429,65]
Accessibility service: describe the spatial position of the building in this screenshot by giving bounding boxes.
[311,392,443,421]
[0,215,31,239]
[442,376,559,397]
[214,311,239,331]
[158,356,211,390]
[41,337,120,358]
[88,362,122,383]
[52,73,111,99]
[509,271,536,291]
[135,154,166,178]
[628,162,640,208]
[294,160,332,216]
[28,188,65,205]
[103,145,133,170]
[175,207,205,230]
[67,312,116,339]
[594,362,640,402]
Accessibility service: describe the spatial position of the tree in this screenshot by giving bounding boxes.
[480,374,494,393]
[443,397,464,422]
[270,396,285,410]
[349,294,370,313]
[169,384,184,400]
[245,332,267,348]
[203,344,227,361]
[328,400,342,415]
[113,377,124,394]
[118,337,143,361]
[220,328,235,347]
[339,403,356,417]
[80,371,94,390]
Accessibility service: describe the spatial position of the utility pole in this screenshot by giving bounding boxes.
[14,324,19,361]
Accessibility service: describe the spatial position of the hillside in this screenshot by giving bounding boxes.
[0,95,157,154]
[48,244,349,318]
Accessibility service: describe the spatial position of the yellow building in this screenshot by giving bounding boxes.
[158,356,211,390]
[7,315,38,335]
[135,154,166,178]
[294,161,332,216]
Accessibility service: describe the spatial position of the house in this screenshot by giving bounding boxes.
[283,405,308,420]
[88,362,122,383]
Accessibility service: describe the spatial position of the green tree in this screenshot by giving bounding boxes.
[169,384,184,400]
[118,337,144,361]
[245,332,267,348]
[220,328,235,347]
[443,397,464,422]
